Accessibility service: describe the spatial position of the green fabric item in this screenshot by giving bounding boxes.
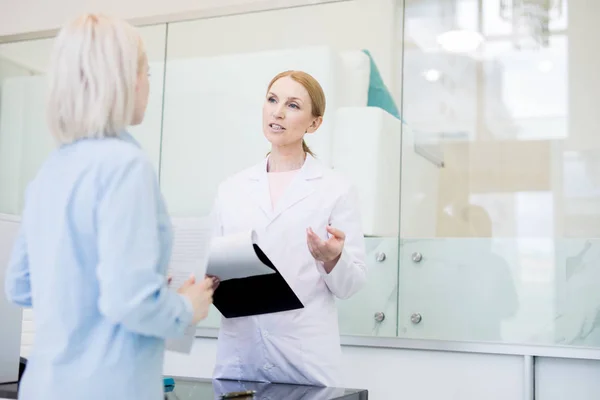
[362,49,401,120]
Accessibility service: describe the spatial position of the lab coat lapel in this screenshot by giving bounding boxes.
[271,155,323,222]
[247,155,324,224]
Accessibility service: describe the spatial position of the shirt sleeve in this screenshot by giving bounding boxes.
[317,185,368,299]
[96,155,193,338]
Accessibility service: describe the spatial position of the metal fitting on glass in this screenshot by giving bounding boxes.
[411,252,423,263]
[375,252,386,262]
[410,313,422,324]
[374,312,385,323]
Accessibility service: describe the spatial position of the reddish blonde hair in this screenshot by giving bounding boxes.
[266,70,326,156]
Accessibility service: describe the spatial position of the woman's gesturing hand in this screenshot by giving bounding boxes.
[306,226,345,273]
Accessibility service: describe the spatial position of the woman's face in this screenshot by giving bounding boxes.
[262,76,321,148]
[132,53,150,126]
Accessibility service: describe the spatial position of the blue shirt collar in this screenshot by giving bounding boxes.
[119,131,141,148]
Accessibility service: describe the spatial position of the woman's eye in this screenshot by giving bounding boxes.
[289,103,299,109]
[268,97,276,103]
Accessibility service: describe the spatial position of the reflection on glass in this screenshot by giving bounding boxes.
[402,0,600,347]
[398,238,520,342]
[337,237,398,337]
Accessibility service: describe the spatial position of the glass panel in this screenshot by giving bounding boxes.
[401,0,600,347]
[337,237,398,337]
[398,238,522,342]
[161,0,402,335]
[129,24,168,172]
[0,38,53,215]
[0,25,167,215]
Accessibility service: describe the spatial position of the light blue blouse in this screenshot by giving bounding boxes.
[4,133,192,400]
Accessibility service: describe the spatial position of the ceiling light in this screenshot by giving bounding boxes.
[423,69,441,82]
[436,30,484,53]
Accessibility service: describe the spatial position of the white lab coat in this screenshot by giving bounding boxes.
[211,155,367,387]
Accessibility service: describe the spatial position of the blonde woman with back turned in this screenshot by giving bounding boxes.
[4,14,214,400]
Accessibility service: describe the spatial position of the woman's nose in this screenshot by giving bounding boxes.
[272,106,285,119]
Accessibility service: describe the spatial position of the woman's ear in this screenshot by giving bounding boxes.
[306,116,323,134]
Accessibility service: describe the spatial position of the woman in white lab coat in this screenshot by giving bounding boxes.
[211,70,367,387]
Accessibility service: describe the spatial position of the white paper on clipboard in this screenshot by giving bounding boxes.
[165,218,274,354]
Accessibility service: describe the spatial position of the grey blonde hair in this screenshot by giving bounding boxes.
[47,14,145,144]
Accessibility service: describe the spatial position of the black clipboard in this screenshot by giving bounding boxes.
[212,244,304,318]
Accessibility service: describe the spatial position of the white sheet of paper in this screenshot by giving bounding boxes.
[166,217,212,354]
[167,217,213,288]
[206,230,275,281]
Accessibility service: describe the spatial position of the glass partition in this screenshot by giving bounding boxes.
[160,0,399,218]
[1,0,600,354]
[400,0,600,348]
[128,24,169,172]
[0,25,168,217]
[159,0,402,331]
[0,38,53,215]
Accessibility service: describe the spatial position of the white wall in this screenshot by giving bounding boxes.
[163,337,525,400]
[163,0,396,82]
[0,0,336,37]
[536,358,600,400]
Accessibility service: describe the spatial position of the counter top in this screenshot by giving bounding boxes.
[1,377,368,399]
